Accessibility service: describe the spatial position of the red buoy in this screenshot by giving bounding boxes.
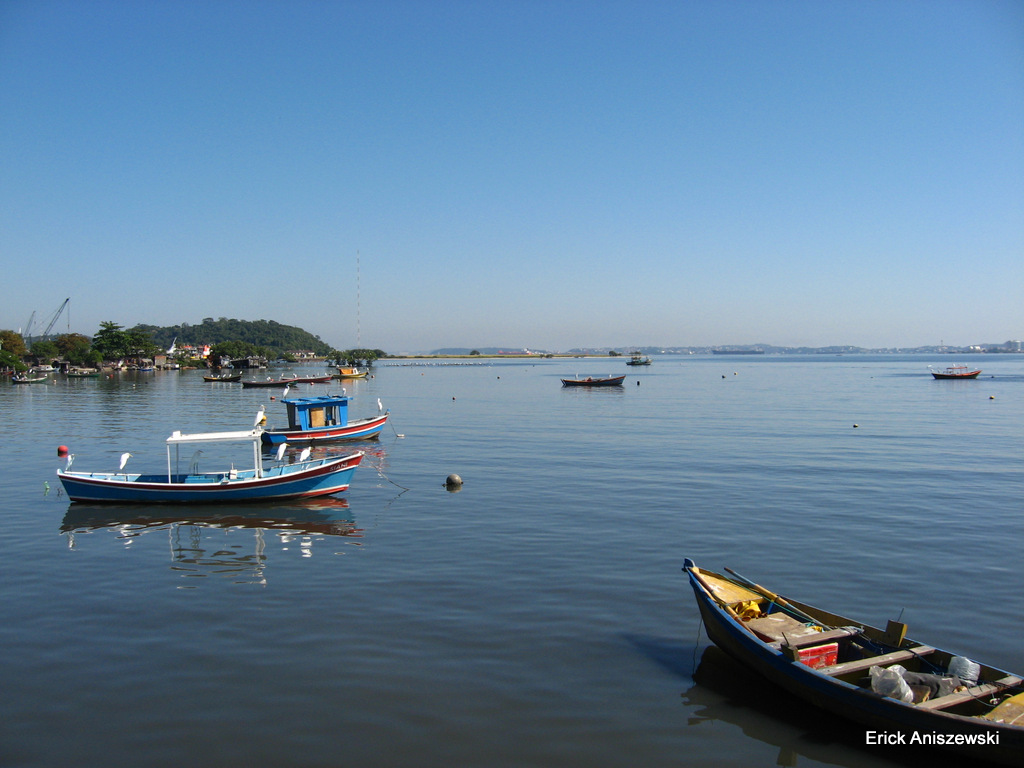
[57,445,69,457]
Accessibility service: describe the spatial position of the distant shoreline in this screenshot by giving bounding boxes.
[392,353,611,360]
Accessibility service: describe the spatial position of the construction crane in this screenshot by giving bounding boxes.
[23,298,70,345]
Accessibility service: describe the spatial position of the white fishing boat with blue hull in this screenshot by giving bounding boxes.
[56,427,363,503]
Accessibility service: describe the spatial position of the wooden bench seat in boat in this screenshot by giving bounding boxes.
[745,612,822,644]
[917,675,1024,711]
[818,645,936,677]
[778,626,861,650]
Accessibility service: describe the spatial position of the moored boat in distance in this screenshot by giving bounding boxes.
[203,373,242,382]
[626,353,652,366]
[261,392,389,445]
[56,426,362,503]
[683,559,1024,766]
[561,374,626,387]
[241,373,334,388]
[929,364,982,379]
[336,366,369,379]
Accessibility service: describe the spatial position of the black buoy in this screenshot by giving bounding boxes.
[445,473,463,492]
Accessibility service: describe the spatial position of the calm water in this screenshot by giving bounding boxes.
[1,355,1021,768]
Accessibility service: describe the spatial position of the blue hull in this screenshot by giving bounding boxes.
[57,454,361,503]
[684,560,1024,766]
[261,413,388,445]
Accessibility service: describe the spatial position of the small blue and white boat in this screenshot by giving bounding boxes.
[56,427,363,503]
[260,392,389,445]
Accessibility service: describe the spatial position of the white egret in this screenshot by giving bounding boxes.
[254,405,266,427]
[298,447,311,463]
[65,454,75,471]
[378,397,383,413]
[275,443,288,461]
[119,452,133,471]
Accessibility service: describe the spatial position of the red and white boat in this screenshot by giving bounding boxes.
[929,364,981,380]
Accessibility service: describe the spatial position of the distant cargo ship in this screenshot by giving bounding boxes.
[712,349,765,355]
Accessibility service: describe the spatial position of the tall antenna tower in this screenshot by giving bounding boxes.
[356,250,361,348]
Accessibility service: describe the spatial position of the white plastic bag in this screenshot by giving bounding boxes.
[948,656,980,686]
[869,664,914,703]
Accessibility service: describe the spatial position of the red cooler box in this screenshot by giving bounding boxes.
[797,642,838,668]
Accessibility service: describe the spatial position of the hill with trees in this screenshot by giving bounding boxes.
[136,317,335,356]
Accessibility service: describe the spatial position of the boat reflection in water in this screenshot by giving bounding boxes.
[60,497,361,585]
[684,645,930,768]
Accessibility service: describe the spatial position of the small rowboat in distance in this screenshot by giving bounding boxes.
[930,364,982,379]
[57,427,362,503]
[684,559,1024,766]
[561,374,626,387]
[203,373,242,382]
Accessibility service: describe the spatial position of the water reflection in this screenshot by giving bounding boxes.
[684,645,935,768]
[60,498,362,585]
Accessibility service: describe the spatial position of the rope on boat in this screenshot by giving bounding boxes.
[376,465,410,492]
[361,448,410,492]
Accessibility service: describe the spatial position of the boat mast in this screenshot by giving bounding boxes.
[356,250,361,348]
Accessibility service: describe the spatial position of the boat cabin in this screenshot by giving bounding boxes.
[283,393,351,430]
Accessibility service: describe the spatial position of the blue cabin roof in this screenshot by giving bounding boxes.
[282,393,351,430]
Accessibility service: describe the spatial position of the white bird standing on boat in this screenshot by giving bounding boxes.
[119,452,132,471]
[282,384,290,398]
[378,397,383,413]
[298,447,311,463]
[254,405,265,427]
[65,454,75,471]
[275,443,288,461]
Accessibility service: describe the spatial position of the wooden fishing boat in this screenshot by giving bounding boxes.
[684,559,1024,765]
[203,373,242,382]
[261,392,389,445]
[57,427,362,503]
[930,364,982,379]
[65,369,101,378]
[11,374,49,383]
[626,353,652,366]
[241,373,334,388]
[561,374,626,387]
[336,366,369,379]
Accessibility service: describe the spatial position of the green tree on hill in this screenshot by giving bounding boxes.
[334,348,385,366]
[138,317,334,356]
[0,330,28,357]
[91,321,161,361]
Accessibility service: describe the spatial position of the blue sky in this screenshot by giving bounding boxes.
[2,0,1022,353]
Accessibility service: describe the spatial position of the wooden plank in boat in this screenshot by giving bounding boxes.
[780,626,861,650]
[919,676,1023,711]
[746,612,813,643]
[819,645,935,677]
